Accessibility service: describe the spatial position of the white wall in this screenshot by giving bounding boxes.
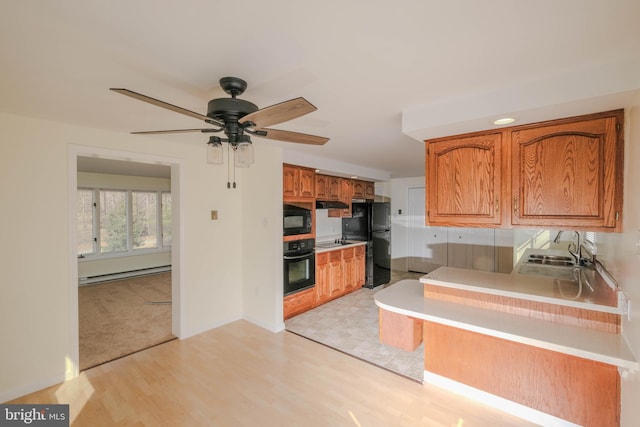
[593,98,640,427]
[0,112,282,402]
[241,143,286,332]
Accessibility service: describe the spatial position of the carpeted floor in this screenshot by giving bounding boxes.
[285,270,426,382]
[78,272,175,370]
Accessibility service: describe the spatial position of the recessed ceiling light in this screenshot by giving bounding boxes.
[350,176,358,179]
[493,117,516,126]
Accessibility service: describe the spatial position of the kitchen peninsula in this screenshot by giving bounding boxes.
[375,251,638,427]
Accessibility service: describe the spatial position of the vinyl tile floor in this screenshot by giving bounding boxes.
[285,270,426,382]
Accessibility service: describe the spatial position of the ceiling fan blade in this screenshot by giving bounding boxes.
[131,128,220,135]
[258,128,329,145]
[239,97,316,128]
[110,88,222,125]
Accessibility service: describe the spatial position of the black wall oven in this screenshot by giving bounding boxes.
[283,238,315,296]
[283,204,312,236]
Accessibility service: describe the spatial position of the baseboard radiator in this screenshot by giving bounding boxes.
[79,265,171,286]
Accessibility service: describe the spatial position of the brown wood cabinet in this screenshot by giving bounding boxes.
[314,174,329,199]
[315,174,341,201]
[314,252,330,303]
[328,250,343,297]
[353,179,375,200]
[283,164,315,200]
[355,245,365,287]
[342,247,356,291]
[339,178,353,217]
[426,132,504,226]
[287,245,367,319]
[511,111,623,231]
[424,110,624,231]
[283,287,315,320]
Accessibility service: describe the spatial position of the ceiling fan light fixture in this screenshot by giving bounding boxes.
[206,136,224,165]
[234,137,254,168]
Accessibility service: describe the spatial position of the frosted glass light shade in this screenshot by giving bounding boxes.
[207,142,224,164]
[234,142,253,167]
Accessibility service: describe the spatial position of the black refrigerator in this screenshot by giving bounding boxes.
[371,201,391,287]
[342,201,391,288]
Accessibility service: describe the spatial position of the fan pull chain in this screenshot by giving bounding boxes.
[232,150,237,189]
[226,144,231,189]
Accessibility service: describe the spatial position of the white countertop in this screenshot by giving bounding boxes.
[315,240,366,253]
[420,248,620,314]
[375,280,638,371]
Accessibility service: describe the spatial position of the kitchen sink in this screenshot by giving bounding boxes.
[517,263,577,280]
[525,254,575,267]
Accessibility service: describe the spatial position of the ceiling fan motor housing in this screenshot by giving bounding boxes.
[207,98,258,123]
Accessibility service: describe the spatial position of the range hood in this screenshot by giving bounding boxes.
[316,200,349,209]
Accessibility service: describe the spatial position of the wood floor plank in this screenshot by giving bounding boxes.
[9,320,538,426]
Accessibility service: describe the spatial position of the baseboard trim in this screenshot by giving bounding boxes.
[79,266,171,285]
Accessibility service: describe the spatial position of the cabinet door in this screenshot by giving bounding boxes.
[340,178,353,217]
[364,182,375,200]
[283,165,298,198]
[426,133,503,226]
[283,287,315,320]
[298,168,316,198]
[352,180,365,199]
[315,252,330,304]
[511,112,623,230]
[328,176,341,201]
[342,247,355,291]
[328,251,343,297]
[315,174,329,199]
[355,246,365,287]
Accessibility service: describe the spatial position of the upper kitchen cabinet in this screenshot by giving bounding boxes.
[511,110,624,231]
[352,180,375,200]
[425,132,504,226]
[315,174,341,201]
[283,164,315,200]
[424,109,624,231]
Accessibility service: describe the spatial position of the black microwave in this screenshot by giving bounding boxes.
[283,204,312,236]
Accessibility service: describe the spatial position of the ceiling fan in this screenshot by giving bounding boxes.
[110,76,329,147]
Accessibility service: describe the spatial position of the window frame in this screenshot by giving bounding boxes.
[77,187,171,260]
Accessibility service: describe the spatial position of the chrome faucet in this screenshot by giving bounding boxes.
[553,230,581,265]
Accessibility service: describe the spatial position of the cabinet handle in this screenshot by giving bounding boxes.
[513,196,519,216]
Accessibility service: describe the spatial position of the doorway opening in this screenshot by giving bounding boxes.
[69,146,182,375]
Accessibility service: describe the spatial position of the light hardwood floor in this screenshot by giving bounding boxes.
[10,320,537,426]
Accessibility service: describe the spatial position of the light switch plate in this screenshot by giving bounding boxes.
[211,210,218,220]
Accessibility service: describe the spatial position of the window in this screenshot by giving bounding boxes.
[77,189,96,255]
[161,192,172,247]
[100,190,127,253]
[133,191,158,250]
[77,188,171,257]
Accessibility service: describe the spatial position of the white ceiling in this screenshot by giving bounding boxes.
[1,1,640,179]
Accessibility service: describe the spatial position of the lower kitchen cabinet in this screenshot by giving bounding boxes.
[328,250,344,297]
[284,244,367,319]
[283,287,315,320]
[314,252,330,303]
[355,245,365,287]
